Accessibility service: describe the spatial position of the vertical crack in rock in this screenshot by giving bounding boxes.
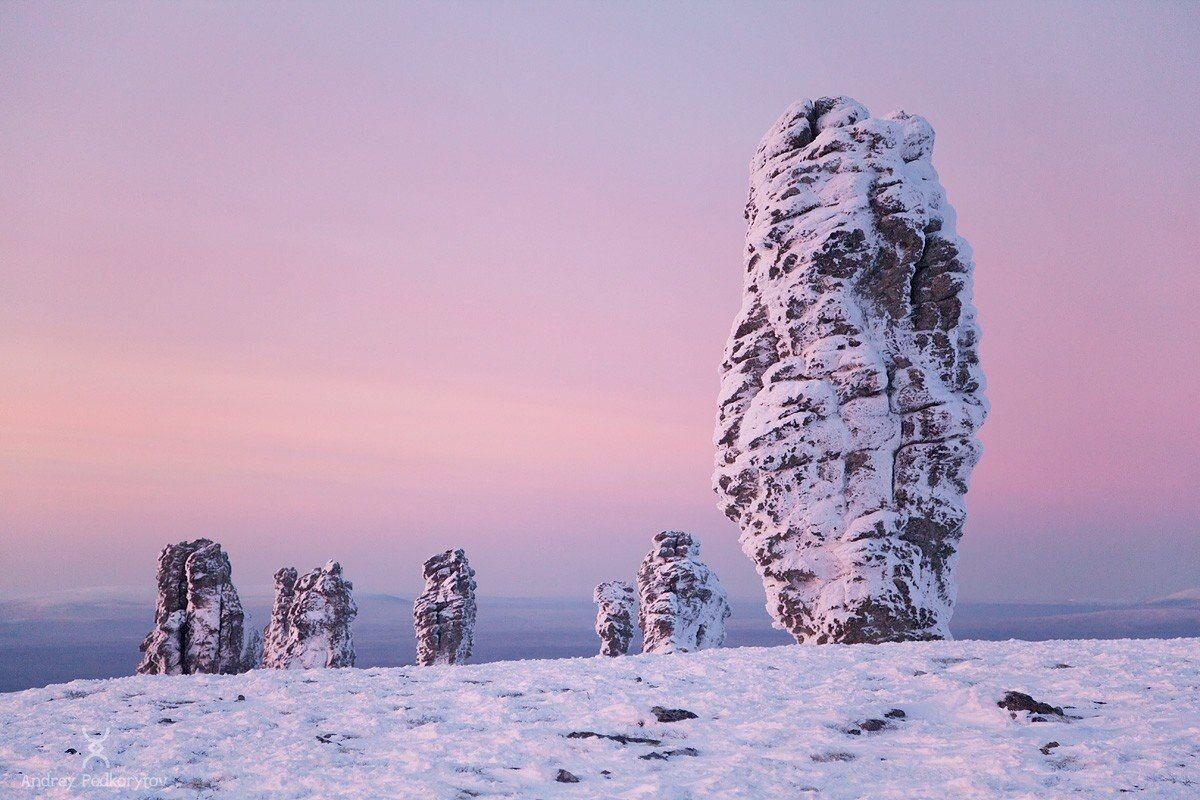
[593,581,637,656]
[137,539,253,675]
[713,96,987,644]
[637,531,731,654]
[261,561,357,669]
[413,549,477,666]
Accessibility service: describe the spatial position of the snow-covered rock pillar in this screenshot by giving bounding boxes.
[261,561,357,669]
[713,96,988,644]
[637,531,730,654]
[261,567,297,667]
[137,539,252,675]
[593,581,637,656]
[413,549,477,666]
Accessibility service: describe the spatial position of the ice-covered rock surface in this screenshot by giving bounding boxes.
[136,539,251,675]
[261,567,298,667]
[714,96,987,644]
[413,549,477,666]
[261,561,357,670]
[7,639,1198,798]
[637,531,730,654]
[592,581,637,656]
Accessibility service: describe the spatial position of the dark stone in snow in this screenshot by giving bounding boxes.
[859,718,889,732]
[811,751,857,763]
[65,748,77,754]
[566,731,662,746]
[651,706,699,723]
[884,708,906,719]
[640,748,700,761]
[555,769,580,783]
[998,691,1064,716]
[1040,741,1060,755]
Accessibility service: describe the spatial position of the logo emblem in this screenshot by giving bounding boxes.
[80,727,111,770]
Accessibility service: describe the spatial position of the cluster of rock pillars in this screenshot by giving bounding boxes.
[137,93,984,675]
[135,530,729,675]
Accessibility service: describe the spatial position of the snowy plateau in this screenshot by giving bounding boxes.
[3,638,1198,799]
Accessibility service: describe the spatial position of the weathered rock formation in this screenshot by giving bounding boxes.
[137,539,255,675]
[262,566,297,666]
[261,561,357,669]
[713,96,987,644]
[593,580,637,656]
[413,549,476,666]
[637,531,730,654]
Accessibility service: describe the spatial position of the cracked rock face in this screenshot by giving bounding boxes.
[261,561,357,669]
[637,531,730,654]
[713,96,987,644]
[413,549,477,666]
[137,539,253,675]
[593,581,637,657]
[262,567,298,667]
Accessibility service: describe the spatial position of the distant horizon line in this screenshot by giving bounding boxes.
[3,583,1193,608]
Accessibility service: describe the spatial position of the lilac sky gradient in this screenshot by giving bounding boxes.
[2,3,1197,603]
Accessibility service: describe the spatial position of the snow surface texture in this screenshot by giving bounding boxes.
[413,549,477,666]
[136,539,255,675]
[261,561,357,670]
[714,96,988,644]
[593,581,637,657]
[5,639,1198,798]
[637,532,730,654]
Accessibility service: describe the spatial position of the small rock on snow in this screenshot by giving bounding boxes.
[651,706,699,723]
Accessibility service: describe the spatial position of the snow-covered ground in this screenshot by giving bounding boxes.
[2,638,1198,798]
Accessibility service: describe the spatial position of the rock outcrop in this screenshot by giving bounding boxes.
[262,567,297,666]
[413,549,476,666]
[637,531,730,654]
[593,581,637,656]
[713,96,987,644]
[261,561,357,669]
[137,539,254,675]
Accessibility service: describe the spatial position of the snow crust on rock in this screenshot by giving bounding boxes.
[261,561,357,670]
[413,549,477,666]
[8,638,1199,799]
[637,531,730,654]
[136,539,254,675]
[593,581,637,657]
[262,567,298,666]
[714,96,987,644]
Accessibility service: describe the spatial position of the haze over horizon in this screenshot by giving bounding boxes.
[2,2,1198,605]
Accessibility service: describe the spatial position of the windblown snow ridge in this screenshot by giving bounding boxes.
[6,639,1196,798]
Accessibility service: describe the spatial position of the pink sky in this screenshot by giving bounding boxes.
[2,2,1197,602]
